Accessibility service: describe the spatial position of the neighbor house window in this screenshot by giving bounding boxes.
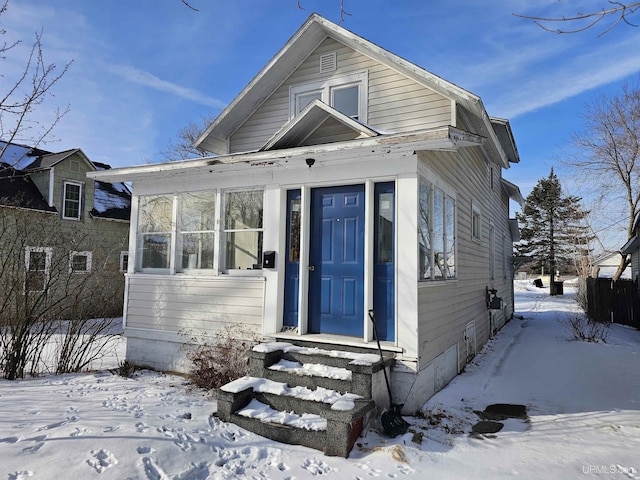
[120,251,129,272]
[290,72,368,121]
[224,190,263,270]
[63,181,83,220]
[419,177,456,281]
[25,247,52,292]
[70,251,92,273]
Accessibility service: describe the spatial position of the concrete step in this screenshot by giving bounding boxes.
[216,341,394,457]
[248,341,393,400]
[216,376,375,457]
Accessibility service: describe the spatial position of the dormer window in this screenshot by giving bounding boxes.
[290,71,368,121]
[63,181,83,220]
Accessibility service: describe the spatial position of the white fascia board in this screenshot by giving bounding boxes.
[90,126,482,184]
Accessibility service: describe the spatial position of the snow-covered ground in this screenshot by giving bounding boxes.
[1,282,640,479]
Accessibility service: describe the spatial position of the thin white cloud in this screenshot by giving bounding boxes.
[105,63,226,110]
[493,42,640,118]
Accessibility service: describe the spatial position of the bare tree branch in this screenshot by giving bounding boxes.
[180,0,199,12]
[0,1,72,170]
[514,1,640,36]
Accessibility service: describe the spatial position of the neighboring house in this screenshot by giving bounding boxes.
[621,216,640,283]
[90,14,523,413]
[0,142,131,317]
[591,252,631,279]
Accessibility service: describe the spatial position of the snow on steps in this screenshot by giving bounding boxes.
[216,342,392,457]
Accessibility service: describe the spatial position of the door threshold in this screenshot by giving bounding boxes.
[268,331,402,354]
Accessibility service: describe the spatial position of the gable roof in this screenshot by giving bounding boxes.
[260,99,379,151]
[195,13,512,168]
[22,148,94,171]
[0,141,52,171]
[0,163,57,212]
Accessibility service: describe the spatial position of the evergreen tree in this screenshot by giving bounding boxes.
[516,169,592,279]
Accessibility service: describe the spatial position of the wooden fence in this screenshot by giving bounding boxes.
[585,277,640,329]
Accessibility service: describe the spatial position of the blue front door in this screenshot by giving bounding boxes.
[308,185,365,336]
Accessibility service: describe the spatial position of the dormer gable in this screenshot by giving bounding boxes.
[261,99,379,151]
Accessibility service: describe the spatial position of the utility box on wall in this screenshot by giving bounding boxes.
[263,251,276,269]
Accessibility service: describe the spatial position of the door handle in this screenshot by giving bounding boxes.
[308,265,315,271]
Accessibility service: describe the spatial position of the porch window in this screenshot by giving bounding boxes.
[63,181,82,220]
[290,72,368,121]
[419,177,456,281]
[177,192,216,271]
[137,195,173,270]
[224,190,263,270]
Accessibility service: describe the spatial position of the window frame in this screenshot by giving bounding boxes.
[120,251,129,273]
[62,180,83,220]
[471,202,482,243]
[24,246,52,293]
[418,175,457,282]
[289,71,368,121]
[136,194,174,273]
[222,188,264,274]
[69,251,92,274]
[176,191,218,273]
[134,188,264,276]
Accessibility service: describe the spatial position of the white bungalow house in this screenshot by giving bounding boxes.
[90,14,523,415]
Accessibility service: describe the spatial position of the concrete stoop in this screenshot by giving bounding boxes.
[216,342,393,457]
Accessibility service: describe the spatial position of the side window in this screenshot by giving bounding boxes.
[70,251,92,273]
[224,190,263,271]
[419,177,456,281]
[472,203,482,242]
[63,181,83,220]
[25,247,52,292]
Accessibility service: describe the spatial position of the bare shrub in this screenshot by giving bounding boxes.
[561,312,609,343]
[185,325,260,390]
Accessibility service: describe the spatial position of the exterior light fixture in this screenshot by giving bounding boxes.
[305,158,315,168]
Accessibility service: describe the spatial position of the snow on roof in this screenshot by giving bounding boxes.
[0,141,52,170]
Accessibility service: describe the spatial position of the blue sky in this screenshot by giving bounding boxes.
[3,0,640,249]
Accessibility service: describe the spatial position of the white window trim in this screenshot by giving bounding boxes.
[69,251,92,274]
[62,180,83,220]
[471,201,482,243]
[24,246,52,292]
[221,188,264,276]
[418,174,457,282]
[120,251,129,273]
[134,189,264,277]
[289,71,368,121]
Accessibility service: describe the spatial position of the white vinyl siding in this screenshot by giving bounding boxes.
[229,37,452,153]
[125,275,264,335]
[416,149,513,371]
